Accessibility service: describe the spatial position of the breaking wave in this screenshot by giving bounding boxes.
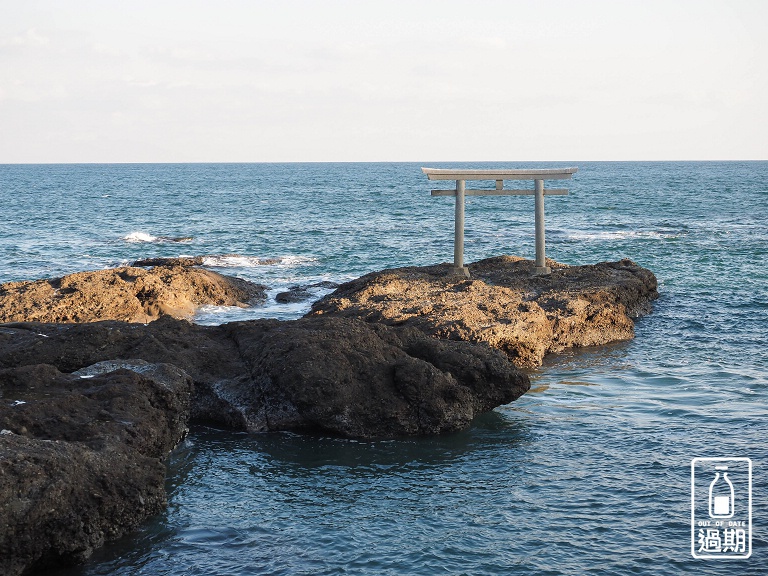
[122,231,194,243]
[202,254,316,268]
[561,229,683,241]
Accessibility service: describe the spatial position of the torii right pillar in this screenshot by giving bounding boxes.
[534,178,548,274]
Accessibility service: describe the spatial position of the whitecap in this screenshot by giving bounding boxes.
[122,232,194,244]
[202,254,317,268]
[123,231,158,243]
[278,255,317,266]
[563,230,681,241]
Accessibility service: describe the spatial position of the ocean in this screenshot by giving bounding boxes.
[1,161,766,574]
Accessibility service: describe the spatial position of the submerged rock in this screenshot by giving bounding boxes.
[0,265,267,324]
[275,286,313,303]
[275,281,341,304]
[308,256,659,367]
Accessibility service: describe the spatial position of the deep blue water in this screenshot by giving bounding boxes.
[1,162,767,574]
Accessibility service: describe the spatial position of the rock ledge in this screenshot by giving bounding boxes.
[0,265,266,324]
[309,256,658,367]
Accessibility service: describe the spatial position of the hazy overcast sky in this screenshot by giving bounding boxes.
[1,0,766,162]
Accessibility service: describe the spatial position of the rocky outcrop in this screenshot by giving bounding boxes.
[308,256,658,367]
[0,361,192,576]
[0,316,528,438]
[0,315,528,574]
[0,255,659,574]
[219,317,525,436]
[0,265,266,324]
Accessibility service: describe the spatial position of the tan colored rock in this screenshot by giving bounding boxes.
[308,255,658,368]
[0,266,266,324]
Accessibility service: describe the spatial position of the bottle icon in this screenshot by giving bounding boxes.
[709,466,734,518]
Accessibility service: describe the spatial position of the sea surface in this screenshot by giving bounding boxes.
[1,162,767,575]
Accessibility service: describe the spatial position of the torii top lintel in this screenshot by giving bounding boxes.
[421,167,578,181]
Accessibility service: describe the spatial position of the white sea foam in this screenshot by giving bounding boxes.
[194,282,337,325]
[195,300,311,324]
[202,254,317,268]
[123,231,158,243]
[564,230,681,241]
[280,255,318,265]
[122,231,194,244]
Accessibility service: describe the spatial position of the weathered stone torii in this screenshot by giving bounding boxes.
[422,167,578,277]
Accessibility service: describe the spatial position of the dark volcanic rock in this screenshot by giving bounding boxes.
[275,281,340,304]
[308,256,659,367]
[0,361,192,576]
[132,256,205,267]
[0,315,528,572]
[222,317,528,437]
[275,286,313,303]
[0,318,252,430]
[0,265,266,324]
[0,317,529,439]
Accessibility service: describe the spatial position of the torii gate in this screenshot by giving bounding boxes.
[422,167,578,277]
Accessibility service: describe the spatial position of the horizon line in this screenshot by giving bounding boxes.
[2,159,767,166]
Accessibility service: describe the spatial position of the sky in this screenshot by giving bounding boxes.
[1,0,766,163]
